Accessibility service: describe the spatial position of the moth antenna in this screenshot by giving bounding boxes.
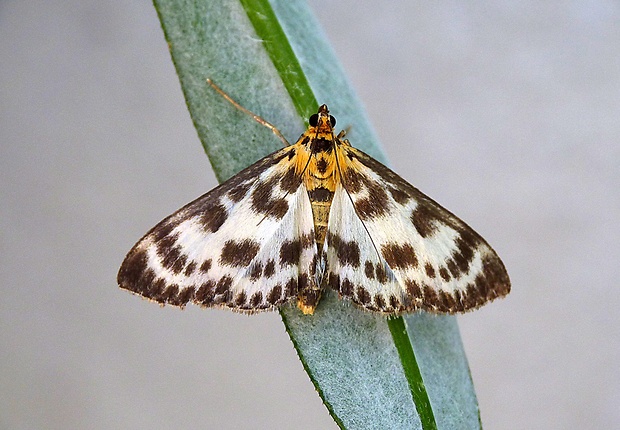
[207,78,291,147]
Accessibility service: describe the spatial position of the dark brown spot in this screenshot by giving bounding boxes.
[228,182,251,202]
[364,261,375,279]
[195,280,216,304]
[161,245,183,271]
[447,259,460,278]
[280,239,301,266]
[287,148,296,160]
[389,295,400,310]
[157,232,179,257]
[316,158,328,174]
[234,290,247,306]
[388,186,410,204]
[381,243,418,269]
[341,169,365,193]
[199,259,212,273]
[162,284,179,303]
[424,263,436,278]
[267,285,283,304]
[340,278,354,296]
[410,203,440,238]
[118,249,148,292]
[308,187,334,202]
[327,232,360,267]
[177,286,195,305]
[298,273,310,292]
[310,137,333,153]
[301,232,315,249]
[280,167,302,193]
[438,291,456,312]
[327,273,339,291]
[263,259,275,278]
[285,277,298,296]
[405,279,422,298]
[249,262,263,281]
[452,232,478,273]
[170,253,187,275]
[184,261,197,277]
[251,176,288,219]
[375,263,388,284]
[250,291,263,307]
[374,294,386,310]
[439,267,451,282]
[356,286,371,304]
[220,239,261,267]
[354,182,390,220]
[423,284,438,306]
[200,203,228,233]
[151,221,175,242]
[215,276,233,295]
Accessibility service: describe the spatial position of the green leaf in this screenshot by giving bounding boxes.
[152,0,482,428]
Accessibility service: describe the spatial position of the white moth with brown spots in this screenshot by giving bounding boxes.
[118,89,510,315]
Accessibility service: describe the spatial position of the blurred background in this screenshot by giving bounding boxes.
[2,1,618,428]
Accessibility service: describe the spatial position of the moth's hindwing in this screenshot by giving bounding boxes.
[117,146,318,313]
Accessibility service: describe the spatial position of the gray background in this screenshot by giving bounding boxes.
[2,1,618,429]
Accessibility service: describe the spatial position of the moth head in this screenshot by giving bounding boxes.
[308,104,336,132]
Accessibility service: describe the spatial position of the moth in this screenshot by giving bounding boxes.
[118,84,510,315]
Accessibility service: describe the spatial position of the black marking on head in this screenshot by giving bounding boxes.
[364,261,375,279]
[356,286,371,304]
[287,148,296,160]
[424,263,436,278]
[375,263,388,284]
[354,181,390,220]
[327,232,361,267]
[267,285,282,305]
[311,138,333,153]
[308,187,334,203]
[280,239,302,266]
[184,261,197,277]
[219,239,261,267]
[200,203,228,233]
[439,267,451,282]
[280,167,302,193]
[381,243,418,269]
[249,262,263,281]
[200,259,212,273]
[195,280,216,305]
[250,291,263,307]
[263,259,275,278]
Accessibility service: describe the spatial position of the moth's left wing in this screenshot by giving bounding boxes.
[324,145,510,314]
